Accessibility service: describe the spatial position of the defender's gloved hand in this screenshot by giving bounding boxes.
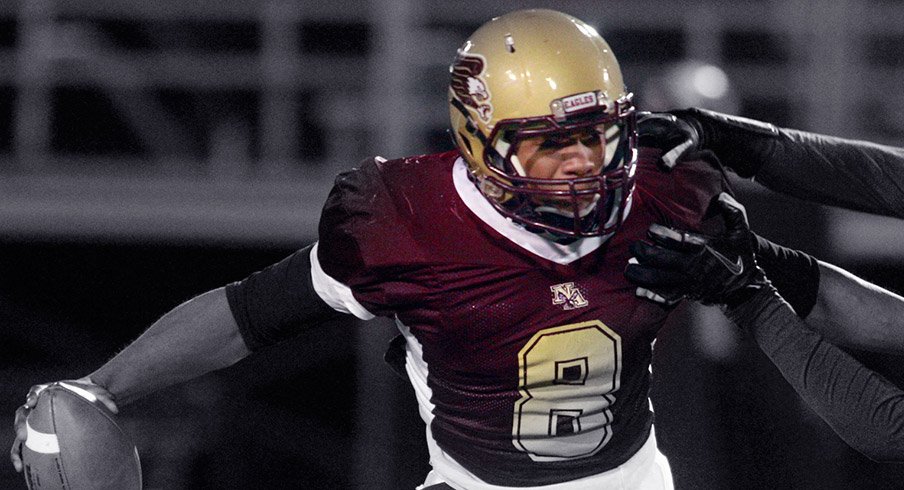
[625,193,769,308]
[636,111,702,170]
[639,108,781,177]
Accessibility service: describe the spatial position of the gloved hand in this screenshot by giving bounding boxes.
[625,192,769,308]
[10,377,118,472]
[639,108,781,177]
[636,111,702,170]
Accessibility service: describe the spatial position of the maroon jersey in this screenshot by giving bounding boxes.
[315,148,728,487]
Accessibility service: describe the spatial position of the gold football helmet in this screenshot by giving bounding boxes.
[449,9,637,239]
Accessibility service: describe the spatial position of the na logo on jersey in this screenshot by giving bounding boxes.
[550,282,589,310]
[450,51,493,123]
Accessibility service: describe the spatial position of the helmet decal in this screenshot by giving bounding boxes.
[450,52,493,123]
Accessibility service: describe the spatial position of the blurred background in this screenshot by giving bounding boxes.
[1,0,903,488]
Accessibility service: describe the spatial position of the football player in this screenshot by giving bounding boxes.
[13,10,753,489]
[638,108,904,355]
[625,192,904,462]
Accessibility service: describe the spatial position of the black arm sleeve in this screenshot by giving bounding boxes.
[754,234,820,319]
[726,286,904,462]
[226,243,346,351]
[686,108,904,218]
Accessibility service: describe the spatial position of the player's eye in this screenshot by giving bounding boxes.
[538,131,601,150]
[578,132,603,147]
[538,138,571,150]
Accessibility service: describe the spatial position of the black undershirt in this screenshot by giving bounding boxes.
[225,243,344,351]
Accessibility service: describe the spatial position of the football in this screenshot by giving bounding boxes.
[21,382,142,490]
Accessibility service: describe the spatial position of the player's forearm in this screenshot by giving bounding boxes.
[752,238,904,353]
[755,129,904,218]
[727,286,904,462]
[804,261,904,354]
[687,108,904,218]
[88,287,250,406]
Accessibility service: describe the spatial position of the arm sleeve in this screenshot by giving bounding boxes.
[726,286,904,462]
[756,129,904,218]
[691,108,904,218]
[225,243,346,351]
[753,234,820,319]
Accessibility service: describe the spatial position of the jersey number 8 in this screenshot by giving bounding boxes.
[512,320,622,462]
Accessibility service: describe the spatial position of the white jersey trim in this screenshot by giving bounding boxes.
[309,242,375,320]
[452,158,631,265]
[396,318,436,425]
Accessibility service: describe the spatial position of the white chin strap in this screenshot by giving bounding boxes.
[604,124,621,167]
[604,188,626,229]
[493,138,528,176]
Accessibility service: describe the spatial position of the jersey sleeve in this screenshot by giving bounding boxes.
[315,157,424,318]
[225,244,347,351]
[225,155,413,350]
[225,156,410,351]
[728,286,904,462]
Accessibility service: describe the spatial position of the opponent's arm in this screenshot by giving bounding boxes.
[629,188,904,354]
[639,108,904,218]
[753,235,904,354]
[727,286,904,462]
[626,193,904,461]
[807,261,904,354]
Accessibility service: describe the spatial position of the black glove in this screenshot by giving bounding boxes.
[640,108,782,177]
[636,111,702,170]
[625,192,769,308]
